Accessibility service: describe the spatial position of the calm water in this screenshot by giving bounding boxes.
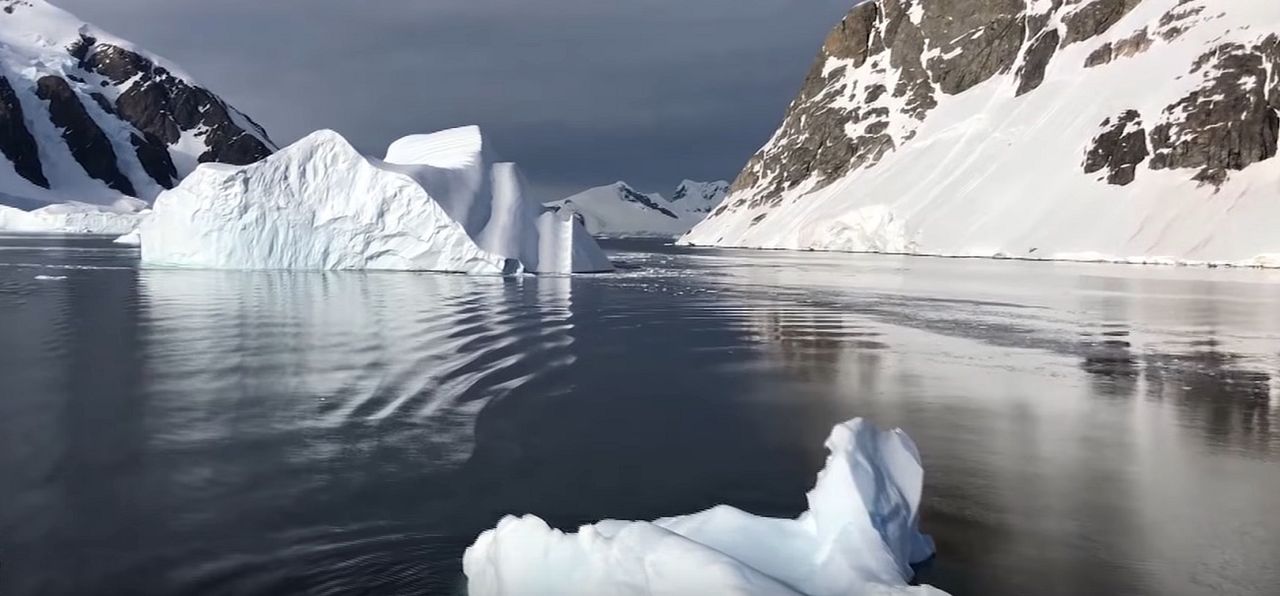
[1,235,1279,596]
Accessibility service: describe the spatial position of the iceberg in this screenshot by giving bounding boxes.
[0,199,147,235]
[140,127,612,274]
[464,418,947,596]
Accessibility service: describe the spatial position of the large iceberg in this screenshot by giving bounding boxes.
[140,127,612,274]
[464,418,947,596]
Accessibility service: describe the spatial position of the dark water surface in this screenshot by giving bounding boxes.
[2,235,1279,596]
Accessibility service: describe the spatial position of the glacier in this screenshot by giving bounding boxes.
[464,418,946,596]
[139,127,613,274]
[0,198,147,235]
[682,0,1280,268]
[547,180,728,238]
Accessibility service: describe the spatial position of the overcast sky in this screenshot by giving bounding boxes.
[57,0,852,199]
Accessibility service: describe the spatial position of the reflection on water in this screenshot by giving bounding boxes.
[138,270,578,465]
[1,237,1279,596]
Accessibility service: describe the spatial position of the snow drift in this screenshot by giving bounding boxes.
[547,180,728,238]
[464,418,946,596]
[140,127,612,274]
[683,0,1280,267]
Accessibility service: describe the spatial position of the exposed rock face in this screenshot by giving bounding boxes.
[1084,27,1153,67]
[35,75,135,195]
[727,0,924,210]
[923,0,1026,96]
[721,0,1147,214]
[1149,37,1280,185]
[1084,110,1149,185]
[1061,0,1144,46]
[0,1,276,206]
[1018,29,1061,95]
[619,184,678,218]
[80,38,274,167]
[1156,0,1208,41]
[130,133,178,189]
[0,76,48,188]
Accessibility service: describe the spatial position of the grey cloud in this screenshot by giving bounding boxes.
[56,0,852,199]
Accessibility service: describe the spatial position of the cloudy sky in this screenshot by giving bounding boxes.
[57,0,853,199]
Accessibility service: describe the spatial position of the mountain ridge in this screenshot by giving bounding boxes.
[0,0,275,207]
[547,179,729,238]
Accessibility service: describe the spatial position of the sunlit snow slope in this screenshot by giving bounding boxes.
[683,0,1280,267]
[0,0,274,208]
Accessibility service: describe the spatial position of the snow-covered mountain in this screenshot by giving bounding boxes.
[683,0,1280,267]
[547,179,729,238]
[0,0,275,208]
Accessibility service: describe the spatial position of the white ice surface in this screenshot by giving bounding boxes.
[0,198,145,234]
[683,0,1280,268]
[141,127,612,274]
[464,418,946,596]
[112,229,141,246]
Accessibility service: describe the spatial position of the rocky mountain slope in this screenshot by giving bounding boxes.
[547,180,729,237]
[0,0,275,207]
[683,0,1280,266]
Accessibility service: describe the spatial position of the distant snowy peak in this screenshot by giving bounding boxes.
[671,179,731,214]
[686,0,1280,266]
[548,179,729,238]
[0,0,275,207]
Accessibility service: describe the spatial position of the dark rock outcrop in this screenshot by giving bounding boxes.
[619,185,678,219]
[1061,0,1143,46]
[0,75,48,188]
[1084,110,1149,185]
[35,75,135,195]
[1149,38,1279,185]
[923,0,1026,95]
[87,91,115,115]
[79,40,273,166]
[1017,29,1061,95]
[1157,0,1207,42]
[1084,27,1153,67]
[130,133,177,189]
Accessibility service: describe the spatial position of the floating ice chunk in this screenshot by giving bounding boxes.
[113,230,141,246]
[140,128,612,274]
[33,275,67,281]
[464,418,947,596]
